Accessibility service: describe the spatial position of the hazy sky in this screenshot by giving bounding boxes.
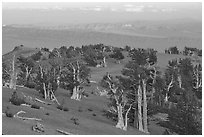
[3,2,202,25]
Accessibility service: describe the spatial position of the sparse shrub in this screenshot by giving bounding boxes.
[45,112,50,116]
[88,108,93,111]
[92,113,96,116]
[5,110,14,118]
[74,121,79,125]
[57,105,63,110]
[70,117,79,125]
[31,104,40,109]
[63,107,69,112]
[9,91,25,106]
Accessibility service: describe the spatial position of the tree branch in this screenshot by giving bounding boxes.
[14,110,42,121]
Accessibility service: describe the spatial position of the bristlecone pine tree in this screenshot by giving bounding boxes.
[35,60,59,105]
[164,58,202,134]
[101,73,132,131]
[4,54,18,90]
[60,57,90,101]
[17,56,35,86]
[122,48,157,133]
[9,55,17,89]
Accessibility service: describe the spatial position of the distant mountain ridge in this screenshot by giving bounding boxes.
[2,19,202,54]
[4,18,201,38]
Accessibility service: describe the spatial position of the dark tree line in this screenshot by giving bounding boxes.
[165,46,202,57]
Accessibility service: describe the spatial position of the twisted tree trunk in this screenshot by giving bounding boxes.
[142,79,148,133]
[9,55,17,90]
[134,86,139,128]
[123,104,132,131]
[103,57,107,67]
[71,86,80,100]
[9,72,17,90]
[193,66,202,91]
[43,83,47,99]
[116,104,125,129]
[102,47,107,67]
[178,75,182,89]
[165,77,173,103]
[70,61,81,100]
[138,83,143,132]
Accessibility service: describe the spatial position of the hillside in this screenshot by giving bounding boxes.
[2,86,146,135]
[2,45,40,63]
[2,45,202,135]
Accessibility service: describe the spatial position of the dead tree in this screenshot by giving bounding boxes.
[60,59,90,101]
[37,64,59,105]
[193,65,202,91]
[165,75,174,103]
[9,55,17,90]
[104,74,133,131]
[142,79,148,133]
[137,80,143,132]
[70,61,86,101]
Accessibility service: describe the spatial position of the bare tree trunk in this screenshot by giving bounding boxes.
[142,79,148,133]
[9,55,16,90]
[116,104,125,130]
[138,83,143,132]
[50,90,60,105]
[193,66,202,91]
[165,77,173,103]
[102,46,107,67]
[150,67,156,104]
[25,67,29,83]
[164,93,168,103]
[71,86,80,100]
[39,65,47,99]
[134,87,138,129]
[57,76,60,86]
[134,108,138,128]
[47,83,51,99]
[25,67,32,83]
[9,72,17,90]
[43,83,47,99]
[70,62,79,100]
[71,61,81,100]
[123,104,132,131]
[103,57,107,67]
[178,75,182,89]
[57,66,61,87]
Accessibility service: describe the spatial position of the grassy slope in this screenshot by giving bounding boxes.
[2,86,145,135]
[91,51,202,83]
[2,46,40,64]
[2,49,201,135]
